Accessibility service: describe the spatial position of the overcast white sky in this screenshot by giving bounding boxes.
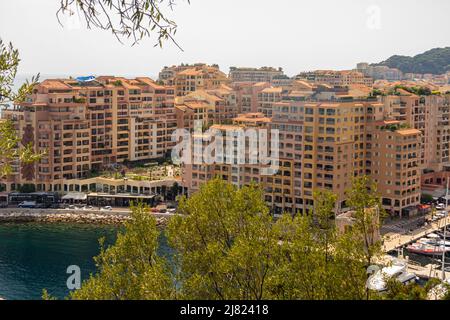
[1,0,449,79]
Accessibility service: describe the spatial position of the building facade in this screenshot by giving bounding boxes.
[1,77,176,192]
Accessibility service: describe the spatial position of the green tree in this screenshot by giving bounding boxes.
[167,178,280,300]
[0,40,42,178]
[345,176,384,299]
[345,176,383,267]
[372,278,444,300]
[70,203,175,300]
[68,179,432,301]
[269,190,367,300]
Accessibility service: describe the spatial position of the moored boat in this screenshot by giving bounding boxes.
[406,242,450,256]
[367,259,417,292]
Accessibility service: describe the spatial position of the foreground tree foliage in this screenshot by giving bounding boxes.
[269,190,367,299]
[167,180,279,299]
[70,203,175,300]
[68,177,443,300]
[57,0,190,48]
[372,278,450,300]
[0,40,42,178]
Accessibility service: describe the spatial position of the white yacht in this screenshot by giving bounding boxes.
[367,259,417,292]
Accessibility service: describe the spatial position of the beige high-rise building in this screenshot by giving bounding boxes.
[174,87,239,131]
[1,76,176,192]
[367,120,421,217]
[229,66,285,83]
[296,70,373,87]
[232,82,271,114]
[382,92,450,172]
[173,65,230,97]
[257,87,282,117]
[181,83,423,217]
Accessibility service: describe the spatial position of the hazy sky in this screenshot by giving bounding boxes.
[1,0,449,79]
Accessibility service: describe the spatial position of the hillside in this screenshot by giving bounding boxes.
[373,47,450,75]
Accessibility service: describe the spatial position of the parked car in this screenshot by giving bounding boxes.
[436,203,446,210]
[18,201,37,208]
[167,208,176,214]
[100,206,112,211]
[83,205,94,211]
[66,205,76,210]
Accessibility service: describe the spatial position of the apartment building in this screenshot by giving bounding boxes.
[174,87,239,131]
[356,63,403,81]
[173,65,230,97]
[1,76,176,192]
[181,81,423,217]
[296,70,373,87]
[231,82,271,114]
[382,92,450,172]
[367,120,421,217]
[257,87,283,117]
[182,119,273,195]
[158,63,219,85]
[229,66,285,83]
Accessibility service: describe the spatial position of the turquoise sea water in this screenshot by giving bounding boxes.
[0,222,119,300]
[0,222,173,300]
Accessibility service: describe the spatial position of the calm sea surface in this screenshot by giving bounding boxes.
[0,222,171,300]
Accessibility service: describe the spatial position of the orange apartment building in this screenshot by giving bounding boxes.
[182,115,274,195]
[257,86,283,117]
[383,92,450,173]
[181,83,423,217]
[173,65,230,97]
[232,82,271,114]
[1,76,176,192]
[158,63,216,85]
[175,88,239,130]
[367,120,422,217]
[2,64,441,219]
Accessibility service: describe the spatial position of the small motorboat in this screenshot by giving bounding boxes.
[407,242,450,256]
[367,259,417,292]
[417,237,450,247]
[436,231,450,240]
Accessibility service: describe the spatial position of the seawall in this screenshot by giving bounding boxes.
[0,208,168,226]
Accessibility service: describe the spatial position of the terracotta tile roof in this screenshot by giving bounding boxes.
[397,128,421,135]
[261,87,282,94]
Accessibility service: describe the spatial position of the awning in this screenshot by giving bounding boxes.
[62,192,87,201]
[87,193,155,199]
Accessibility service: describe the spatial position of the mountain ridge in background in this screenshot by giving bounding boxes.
[372,47,450,75]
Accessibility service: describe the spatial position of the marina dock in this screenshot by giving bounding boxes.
[383,216,450,252]
[406,262,450,280]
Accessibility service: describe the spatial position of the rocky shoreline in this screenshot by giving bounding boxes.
[0,209,168,226]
